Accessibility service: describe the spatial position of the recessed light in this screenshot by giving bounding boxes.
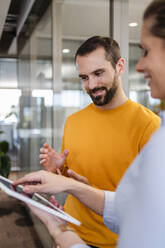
[129,22,138,27]
[63,49,70,54]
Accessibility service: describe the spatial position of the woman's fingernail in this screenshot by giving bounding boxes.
[23,186,30,192]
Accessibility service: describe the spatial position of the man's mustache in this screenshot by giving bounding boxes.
[88,87,107,94]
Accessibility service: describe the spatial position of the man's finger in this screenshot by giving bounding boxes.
[50,196,59,207]
[62,149,69,158]
[39,154,47,159]
[56,168,62,175]
[67,169,81,180]
[40,159,47,165]
[50,196,64,210]
[40,148,45,153]
[40,148,48,154]
[44,143,52,152]
[67,169,89,185]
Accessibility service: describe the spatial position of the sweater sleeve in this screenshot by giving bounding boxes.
[103,191,119,234]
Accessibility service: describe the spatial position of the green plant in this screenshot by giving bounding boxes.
[0,140,11,178]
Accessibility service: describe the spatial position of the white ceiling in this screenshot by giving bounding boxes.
[0,0,153,53]
[37,0,153,43]
[60,0,153,42]
[129,0,152,42]
[61,0,109,39]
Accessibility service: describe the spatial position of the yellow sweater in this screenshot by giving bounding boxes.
[62,100,160,248]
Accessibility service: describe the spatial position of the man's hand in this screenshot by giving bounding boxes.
[49,195,64,210]
[40,143,69,173]
[67,169,90,185]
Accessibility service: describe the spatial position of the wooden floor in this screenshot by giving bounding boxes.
[0,190,44,248]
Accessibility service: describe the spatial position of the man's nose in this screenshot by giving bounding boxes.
[88,76,97,89]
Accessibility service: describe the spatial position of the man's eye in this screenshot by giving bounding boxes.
[95,71,103,76]
[81,76,88,81]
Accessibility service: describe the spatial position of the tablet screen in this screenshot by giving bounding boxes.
[0,176,33,200]
[0,175,81,225]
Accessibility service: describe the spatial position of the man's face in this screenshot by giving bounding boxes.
[76,47,119,106]
[136,18,165,100]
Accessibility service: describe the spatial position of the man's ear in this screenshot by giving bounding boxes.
[116,58,125,74]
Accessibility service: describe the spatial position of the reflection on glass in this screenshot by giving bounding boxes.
[0,57,20,170]
[129,43,161,113]
[17,3,53,172]
[0,59,18,88]
[0,89,21,122]
[54,0,110,153]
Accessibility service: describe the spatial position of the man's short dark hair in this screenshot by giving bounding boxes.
[75,36,121,69]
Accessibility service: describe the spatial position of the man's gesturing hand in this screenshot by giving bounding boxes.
[40,143,69,173]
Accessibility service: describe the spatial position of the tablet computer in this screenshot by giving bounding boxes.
[0,175,81,226]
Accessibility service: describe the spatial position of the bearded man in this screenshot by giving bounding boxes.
[40,36,160,248]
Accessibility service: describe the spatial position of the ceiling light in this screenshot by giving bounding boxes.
[129,22,138,27]
[63,49,70,54]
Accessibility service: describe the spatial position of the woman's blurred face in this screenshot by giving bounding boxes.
[136,18,165,99]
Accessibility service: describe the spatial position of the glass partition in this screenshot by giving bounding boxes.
[53,0,110,154]
[17,2,53,173]
[128,0,161,113]
[0,1,110,247]
[129,43,161,113]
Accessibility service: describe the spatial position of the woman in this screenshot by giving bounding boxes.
[14,1,165,247]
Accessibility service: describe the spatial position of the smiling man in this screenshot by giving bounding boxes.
[40,36,160,248]
[76,37,126,110]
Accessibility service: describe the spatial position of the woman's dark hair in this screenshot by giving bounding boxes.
[75,36,121,69]
[143,0,165,40]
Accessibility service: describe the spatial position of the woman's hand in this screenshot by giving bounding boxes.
[28,195,66,236]
[27,195,86,248]
[13,170,72,195]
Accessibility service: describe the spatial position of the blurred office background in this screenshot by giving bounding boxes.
[0,0,161,247]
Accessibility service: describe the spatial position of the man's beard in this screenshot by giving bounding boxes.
[88,78,118,106]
